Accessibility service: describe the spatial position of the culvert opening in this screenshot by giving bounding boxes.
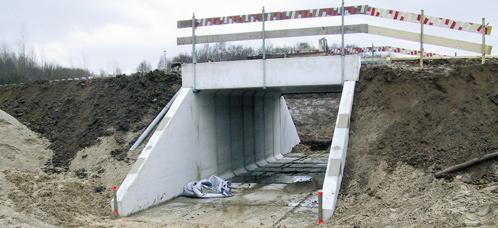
[228,92,340,192]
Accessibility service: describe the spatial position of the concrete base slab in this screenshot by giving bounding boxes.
[110,151,327,227]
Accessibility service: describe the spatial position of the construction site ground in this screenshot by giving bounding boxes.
[0,60,497,227]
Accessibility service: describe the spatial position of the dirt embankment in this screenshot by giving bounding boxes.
[0,71,181,170]
[0,71,181,226]
[332,62,498,227]
[352,62,497,183]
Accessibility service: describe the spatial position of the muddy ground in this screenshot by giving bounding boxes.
[0,60,496,226]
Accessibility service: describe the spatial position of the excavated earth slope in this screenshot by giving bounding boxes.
[0,71,180,170]
[332,61,498,227]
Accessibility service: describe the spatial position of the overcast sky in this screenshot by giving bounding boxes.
[1,0,496,73]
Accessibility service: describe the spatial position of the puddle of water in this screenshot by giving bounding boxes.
[230,174,315,184]
[267,174,313,184]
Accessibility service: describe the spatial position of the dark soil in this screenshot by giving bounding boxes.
[301,140,331,151]
[284,93,340,141]
[0,70,181,170]
[348,62,498,185]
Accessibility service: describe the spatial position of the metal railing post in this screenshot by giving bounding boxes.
[192,13,197,92]
[482,17,486,64]
[262,7,267,89]
[340,0,345,84]
[371,43,375,57]
[420,9,424,68]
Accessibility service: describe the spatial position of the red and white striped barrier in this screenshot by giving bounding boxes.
[177,5,491,35]
[367,6,491,35]
[177,6,368,28]
[327,46,446,58]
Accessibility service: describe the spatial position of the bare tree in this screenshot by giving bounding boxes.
[136,60,152,75]
[114,66,122,75]
[99,69,107,77]
[157,51,168,71]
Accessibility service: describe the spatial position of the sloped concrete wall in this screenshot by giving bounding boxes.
[322,81,356,220]
[114,88,198,216]
[114,88,300,216]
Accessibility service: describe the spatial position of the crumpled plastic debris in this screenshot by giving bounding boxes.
[182,175,232,198]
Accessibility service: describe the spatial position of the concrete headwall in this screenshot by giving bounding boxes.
[182,55,361,91]
[114,88,300,216]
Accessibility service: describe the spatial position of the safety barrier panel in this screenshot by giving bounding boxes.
[177,5,491,35]
[178,4,492,67]
[178,24,492,55]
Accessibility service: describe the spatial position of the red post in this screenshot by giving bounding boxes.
[112,185,119,217]
[317,191,324,224]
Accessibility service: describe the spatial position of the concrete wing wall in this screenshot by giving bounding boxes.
[322,81,356,220]
[280,96,300,156]
[114,88,198,216]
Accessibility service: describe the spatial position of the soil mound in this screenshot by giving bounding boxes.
[352,63,497,183]
[0,109,51,170]
[0,109,53,227]
[0,71,181,169]
[4,169,111,226]
[333,62,498,226]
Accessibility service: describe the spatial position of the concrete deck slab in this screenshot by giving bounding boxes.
[182,55,361,91]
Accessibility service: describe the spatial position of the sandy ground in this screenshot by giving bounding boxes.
[0,109,52,227]
[332,162,498,227]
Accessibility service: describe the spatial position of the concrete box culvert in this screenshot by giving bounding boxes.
[114,55,360,217]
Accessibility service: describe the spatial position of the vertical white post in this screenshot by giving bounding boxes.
[262,7,267,89]
[420,10,424,68]
[340,0,345,84]
[192,13,197,91]
[482,17,486,65]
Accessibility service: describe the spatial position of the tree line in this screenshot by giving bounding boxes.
[0,46,90,85]
[1,41,332,84]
